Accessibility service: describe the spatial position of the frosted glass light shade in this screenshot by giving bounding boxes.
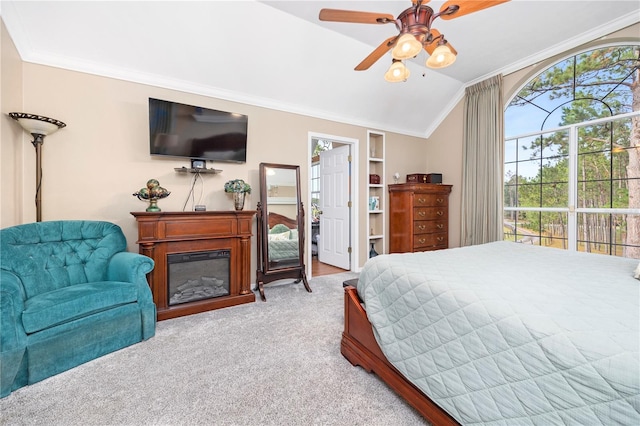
[9,112,66,137]
[391,33,423,60]
[384,61,410,83]
[426,44,456,69]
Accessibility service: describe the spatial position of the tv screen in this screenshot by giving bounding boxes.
[149,98,248,163]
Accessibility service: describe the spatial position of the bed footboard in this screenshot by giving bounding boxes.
[341,286,460,426]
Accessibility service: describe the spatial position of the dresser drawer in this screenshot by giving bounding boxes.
[414,207,447,221]
[413,220,447,234]
[413,193,448,207]
[413,233,447,250]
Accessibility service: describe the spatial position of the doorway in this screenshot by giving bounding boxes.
[308,132,359,278]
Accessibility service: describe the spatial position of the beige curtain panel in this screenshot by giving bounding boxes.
[461,74,504,246]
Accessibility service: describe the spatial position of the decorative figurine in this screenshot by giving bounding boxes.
[133,179,170,212]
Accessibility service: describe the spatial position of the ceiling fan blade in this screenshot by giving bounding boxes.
[355,36,398,71]
[439,0,510,20]
[424,29,457,55]
[319,9,395,24]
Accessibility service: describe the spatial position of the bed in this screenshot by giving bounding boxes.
[267,212,299,266]
[342,241,639,425]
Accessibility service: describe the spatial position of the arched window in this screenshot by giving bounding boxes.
[503,45,640,258]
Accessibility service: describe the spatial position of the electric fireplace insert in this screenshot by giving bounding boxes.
[167,250,230,306]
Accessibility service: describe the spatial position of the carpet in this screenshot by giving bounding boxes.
[0,272,426,425]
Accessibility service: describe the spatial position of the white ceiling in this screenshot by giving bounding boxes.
[2,1,639,138]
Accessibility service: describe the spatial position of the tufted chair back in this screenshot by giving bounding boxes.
[0,221,127,299]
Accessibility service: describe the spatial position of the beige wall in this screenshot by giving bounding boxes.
[426,23,640,247]
[377,133,429,252]
[424,101,464,247]
[1,21,25,228]
[1,28,428,277]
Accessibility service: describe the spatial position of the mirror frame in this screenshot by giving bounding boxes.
[256,162,311,301]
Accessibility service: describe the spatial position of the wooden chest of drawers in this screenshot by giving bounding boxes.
[388,183,452,253]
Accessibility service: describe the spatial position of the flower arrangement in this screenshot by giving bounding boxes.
[224,179,251,194]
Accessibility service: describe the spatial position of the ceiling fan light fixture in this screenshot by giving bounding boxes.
[426,43,456,69]
[319,1,511,80]
[384,60,410,83]
[391,33,423,60]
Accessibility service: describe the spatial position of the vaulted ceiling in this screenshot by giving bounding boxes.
[2,1,639,137]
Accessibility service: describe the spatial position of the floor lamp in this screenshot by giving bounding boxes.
[9,112,66,222]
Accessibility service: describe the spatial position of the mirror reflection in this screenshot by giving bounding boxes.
[256,163,311,301]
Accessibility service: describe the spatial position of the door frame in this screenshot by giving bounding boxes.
[307,132,359,279]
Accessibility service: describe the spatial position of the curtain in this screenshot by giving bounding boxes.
[461,74,504,246]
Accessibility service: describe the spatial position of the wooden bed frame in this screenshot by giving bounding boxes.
[341,285,461,426]
[267,211,297,229]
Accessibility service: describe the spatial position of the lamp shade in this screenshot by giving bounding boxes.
[391,33,423,60]
[384,61,410,83]
[9,112,66,136]
[8,112,66,223]
[426,44,456,69]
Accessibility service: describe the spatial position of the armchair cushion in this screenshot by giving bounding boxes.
[22,281,138,334]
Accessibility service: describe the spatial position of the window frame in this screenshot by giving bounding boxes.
[504,110,640,254]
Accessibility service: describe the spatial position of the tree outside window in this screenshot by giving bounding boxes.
[504,45,640,258]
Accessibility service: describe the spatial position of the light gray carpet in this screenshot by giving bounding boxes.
[0,272,426,425]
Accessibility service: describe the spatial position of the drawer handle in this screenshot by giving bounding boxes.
[418,211,426,217]
[418,198,426,204]
[418,238,426,244]
[436,224,444,229]
[436,198,444,204]
[437,236,444,242]
[436,211,444,216]
[418,225,426,230]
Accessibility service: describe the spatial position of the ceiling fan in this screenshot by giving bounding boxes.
[319,0,510,82]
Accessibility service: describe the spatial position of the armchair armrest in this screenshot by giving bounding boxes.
[1,270,27,397]
[107,252,154,302]
[107,251,156,339]
[1,270,27,341]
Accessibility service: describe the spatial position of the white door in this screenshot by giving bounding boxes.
[318,145,351,270]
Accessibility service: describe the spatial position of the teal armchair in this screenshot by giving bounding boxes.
[0,221,156,397]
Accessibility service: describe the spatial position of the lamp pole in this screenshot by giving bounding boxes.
[31,133,46,222]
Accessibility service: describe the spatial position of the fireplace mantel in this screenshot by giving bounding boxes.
[131,211,256,320]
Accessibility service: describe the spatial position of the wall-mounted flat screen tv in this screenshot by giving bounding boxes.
[149,98,248,163]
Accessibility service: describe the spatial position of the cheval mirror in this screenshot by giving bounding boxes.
[256,163,311,301]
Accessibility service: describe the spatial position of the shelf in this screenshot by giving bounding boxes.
[367,130,385,258]
[174,167,222,174]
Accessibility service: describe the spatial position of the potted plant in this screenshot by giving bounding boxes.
[224,179,251,210]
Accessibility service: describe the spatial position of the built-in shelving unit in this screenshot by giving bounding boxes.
[367,130,385,257]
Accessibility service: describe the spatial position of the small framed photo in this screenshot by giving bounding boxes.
[191,159,206,169]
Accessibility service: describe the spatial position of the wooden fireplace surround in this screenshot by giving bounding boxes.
[131,211,256,320]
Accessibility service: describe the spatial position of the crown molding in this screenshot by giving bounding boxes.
[484,10,640,83]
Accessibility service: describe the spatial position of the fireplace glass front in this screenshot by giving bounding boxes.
[167,250,230,306]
